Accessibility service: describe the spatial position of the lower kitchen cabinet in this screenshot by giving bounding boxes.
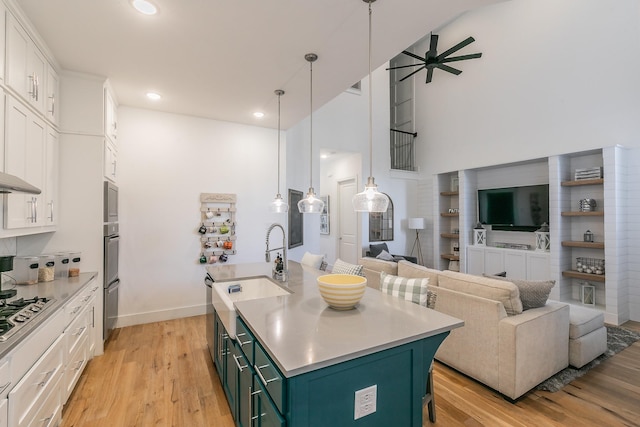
[212,314,448,427]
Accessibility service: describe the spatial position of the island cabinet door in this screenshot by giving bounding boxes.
[286,340,428,427]
[253,379,285,427]
[213,313,227,379]
[236,350,252,427]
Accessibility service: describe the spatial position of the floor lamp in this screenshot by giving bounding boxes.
[409,218,425,265]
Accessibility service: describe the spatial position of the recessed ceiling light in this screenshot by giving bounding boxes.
[146,92,161,101]
[321,154,328,159]
[132,0,157,15]
[253,112,265,118]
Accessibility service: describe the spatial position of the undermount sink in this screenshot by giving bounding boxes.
[212,276,291,339]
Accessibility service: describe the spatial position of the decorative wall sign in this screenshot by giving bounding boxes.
[320,195,330,235]
[288,189,304,248]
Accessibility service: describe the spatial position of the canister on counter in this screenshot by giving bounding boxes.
[38,255,56,282]
[53,252,70,279]
[69,252,82,277]
[13,256,39,285]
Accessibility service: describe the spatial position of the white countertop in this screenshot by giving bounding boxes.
[208,262,462,377]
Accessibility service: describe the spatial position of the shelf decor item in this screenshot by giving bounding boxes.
[535,222,550,252]
[473,222,486,246]
[576,257,605,275]
[581,283,595,306]
[579,198,597,212]
[583,229,594,242]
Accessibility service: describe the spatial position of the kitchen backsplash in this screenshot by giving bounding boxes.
[0,238,17,256]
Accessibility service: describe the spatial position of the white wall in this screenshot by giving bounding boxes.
[412,0,640,320]
[116,107,286,325]
[288,67,420,261]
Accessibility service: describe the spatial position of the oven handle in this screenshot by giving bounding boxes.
[107,279,120,293]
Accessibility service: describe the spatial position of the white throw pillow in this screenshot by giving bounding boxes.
[301,252,324,269]
[376,250,395,261]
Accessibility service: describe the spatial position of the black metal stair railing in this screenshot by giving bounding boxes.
[390,129,417,171]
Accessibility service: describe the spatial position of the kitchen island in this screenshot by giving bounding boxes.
[207,261,462,427]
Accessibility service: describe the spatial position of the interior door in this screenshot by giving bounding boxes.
[338,178,358,264]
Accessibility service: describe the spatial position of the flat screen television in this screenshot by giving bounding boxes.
[478,184,549,231]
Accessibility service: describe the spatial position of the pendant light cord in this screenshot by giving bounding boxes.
[277,91,282,195]
[309,59,314,189]
[367,1,373,180]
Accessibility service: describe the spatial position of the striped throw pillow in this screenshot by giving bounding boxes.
[380,272,429,306]
[332,259,364,276]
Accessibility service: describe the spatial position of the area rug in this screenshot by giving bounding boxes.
[536,325,640,392]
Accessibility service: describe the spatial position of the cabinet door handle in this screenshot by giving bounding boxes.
[37,368,56,387]
[249,386,263,427]
[48,200,54,222]
[49,94,55,116]
[34,197,38,222]
[255,364,279,385]
[38,414,54,427]
[29,73,36,99]
[232,353,247,372]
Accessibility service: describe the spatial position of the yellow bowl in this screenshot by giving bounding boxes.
[317,274,367,310]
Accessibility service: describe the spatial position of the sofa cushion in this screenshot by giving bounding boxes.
[380,272,429,306]
[359,257,398,275]
[397,261,441,287]
[569,305,605,339]
[331,259,364,276]
[369,243,389,257]
[439,270,523,315]
[489,276,555,310]
[376,250,395,261]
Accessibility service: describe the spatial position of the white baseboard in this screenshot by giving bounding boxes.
[116,303,208,328]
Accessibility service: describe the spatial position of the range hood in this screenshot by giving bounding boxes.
[0,172,41,194]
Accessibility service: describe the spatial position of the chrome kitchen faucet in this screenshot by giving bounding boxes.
[265,223,287,281]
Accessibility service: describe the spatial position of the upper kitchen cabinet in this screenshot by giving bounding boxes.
[104,85,118,143]
[5,10,59,124]
[0,3,6,81]
[4,96,47,229]
[44,125,59,226]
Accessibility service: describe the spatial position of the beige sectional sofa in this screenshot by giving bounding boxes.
[360,258,570,400]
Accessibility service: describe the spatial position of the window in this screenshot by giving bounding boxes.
[369,195,393,241]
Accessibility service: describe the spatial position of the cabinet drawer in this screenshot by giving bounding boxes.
[235,318,255,364]
[27,374,62,427]
[9,335,63,427]
[253,343,285,415]
[64,334,87,402]
[65,307,89,358]
[0,361,10,400]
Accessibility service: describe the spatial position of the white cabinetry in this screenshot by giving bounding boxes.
[104,138,117,183]
[8,334,64,427]
[44,126,59,226]
[45,64,59,124]
[5,13,47,114]
[104,86,118,143]
[4,96,46,229]
[466,246,549,280]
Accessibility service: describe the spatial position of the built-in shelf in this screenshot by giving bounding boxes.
[440,191,459,196]
[560,178,604,187]
[440,213,459,217]
[562,270,606,282]
[561,241,605,249]
[561,211,604,217]
[440,254,459,261]
[440,233,460,239]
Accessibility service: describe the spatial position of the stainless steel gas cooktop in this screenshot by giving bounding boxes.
[0,297,55,342]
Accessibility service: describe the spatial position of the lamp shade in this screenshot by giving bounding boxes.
[408,218,425,230]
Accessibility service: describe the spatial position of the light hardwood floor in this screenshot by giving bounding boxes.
[61,317,640,427]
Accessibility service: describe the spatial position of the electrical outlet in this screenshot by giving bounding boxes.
[354,385,377,420]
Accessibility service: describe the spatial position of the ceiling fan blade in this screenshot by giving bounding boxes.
[439,53,482,63]
[435,63,462,75]
[427,34,439,58]
[386,63,427,71]
[399,66,426,82]
[426,68,434,84]
[401,50,426,62]
[436,37,476,61]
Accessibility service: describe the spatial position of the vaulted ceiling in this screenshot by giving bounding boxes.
[15,0,505,129]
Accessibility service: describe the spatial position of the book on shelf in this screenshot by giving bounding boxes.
[574,167,603,180]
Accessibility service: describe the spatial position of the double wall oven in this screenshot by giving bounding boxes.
[103,181,120,341]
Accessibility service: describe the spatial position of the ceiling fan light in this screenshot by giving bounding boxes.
[353,177,389,212]
[270,193,289,213]
[297,188,324,214]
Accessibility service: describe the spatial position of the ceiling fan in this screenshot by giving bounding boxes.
[387,34,482,84]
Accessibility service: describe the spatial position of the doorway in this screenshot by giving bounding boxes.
[337,178,359,264]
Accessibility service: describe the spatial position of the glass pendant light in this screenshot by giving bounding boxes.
[270,89,289,213]
[352,0,390,213]
[297,53,325,214]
